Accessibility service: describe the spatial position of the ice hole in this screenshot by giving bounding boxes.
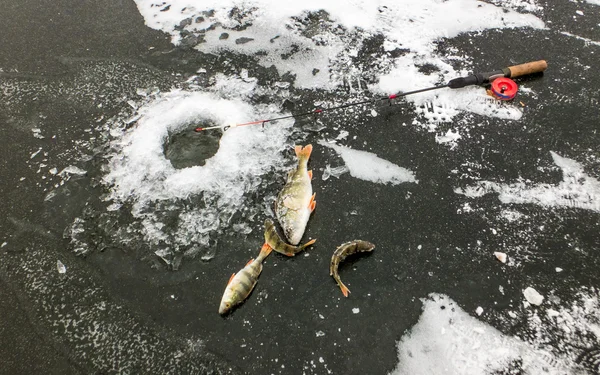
[163,123,221,169]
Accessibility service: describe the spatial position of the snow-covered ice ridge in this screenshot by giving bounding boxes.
[134,0,544,123]
[455,152,600,213]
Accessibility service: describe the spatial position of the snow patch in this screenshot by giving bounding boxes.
[133,0,543,124]
[455,152,600,212]
[319,141,417,185]
[391,294,571,375]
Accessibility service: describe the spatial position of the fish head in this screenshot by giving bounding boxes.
[219,288,235,315]
[285,224,304,246]
[359,241,376,251]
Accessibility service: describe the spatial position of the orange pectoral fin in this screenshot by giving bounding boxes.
[245,258,254,266]
[227,273,236,285]
[308,193,316,212]
[308,170,313,180]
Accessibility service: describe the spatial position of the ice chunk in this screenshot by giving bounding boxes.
[155,249,172,265]
[57,260,67,274]
[315,331,325,337]
[32,128,44,139]
[555,267,563,272]
[1,242,7,248]
[352,308,360,314]
[322,164,349,181]
[523,287,544,306]
[201,247,216,261]
[335,130,349,141]
[475,306,483,316]
[435,129,461,145]
[494,252,507,263]
[106,203,122,212]
[30,147,43,159]
[319,141,417,185]
[232,222,253,235]
[59,166,87,176]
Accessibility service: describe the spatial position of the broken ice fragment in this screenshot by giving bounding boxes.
[555,267,563,272]
[494,252,507,263]
[322,164,349,181]
[106,203,122,212]
[30,147,43,159]
[315,331,325,337]
[201,247,216,261]
[59,166,87,176]
[232,222,253,235]
[523,287,544,306]
[352,308,360,314]
[57,260,67,274]
[335,130,349,140]
[32,128,45,139]
[155,249,172,265]
[475,306,483,316]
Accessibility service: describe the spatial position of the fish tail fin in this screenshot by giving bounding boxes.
[301,238,316,249]
[295,144,313,164]
[257,243,272,262]
[338,281,351,297]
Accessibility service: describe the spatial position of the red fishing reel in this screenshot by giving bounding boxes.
[489,77,518,100]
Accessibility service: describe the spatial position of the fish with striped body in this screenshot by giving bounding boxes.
[264,218,316,256]
[330,240,375,297]
[219,244,272,315]
[275,144,316,245]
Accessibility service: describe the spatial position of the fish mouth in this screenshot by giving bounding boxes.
[218,304,229,315]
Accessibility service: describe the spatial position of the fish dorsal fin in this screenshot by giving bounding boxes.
[227,273,236,285]
[308,170,313,180]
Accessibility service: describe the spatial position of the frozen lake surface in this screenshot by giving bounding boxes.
[1,0,599,373]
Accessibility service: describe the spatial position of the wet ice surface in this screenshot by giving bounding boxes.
[4,0,600,374]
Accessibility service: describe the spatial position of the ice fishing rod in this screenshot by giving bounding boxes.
[194,60,547,132]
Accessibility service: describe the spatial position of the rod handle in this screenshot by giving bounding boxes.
[506,60,547,78]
